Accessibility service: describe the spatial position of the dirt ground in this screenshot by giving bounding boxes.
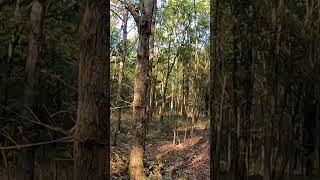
[110,115,210,180]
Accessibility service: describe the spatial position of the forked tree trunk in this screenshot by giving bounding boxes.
[17,1,46,180]
[74,1,109,180]
[159,59,176,129]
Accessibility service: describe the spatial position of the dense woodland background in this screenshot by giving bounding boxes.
[0,0,319,180]
[210,0,320,180]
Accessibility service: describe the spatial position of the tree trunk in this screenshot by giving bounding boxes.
[114,6,128,146]
[191,0,199,135]
[239,4,254,179]
[182,67,189,121]
[149,1,156,123]
[210,0,219,179]
[3,0,22,118]
[231,1,240,179]
[228,109,232,172]
[127,1,156,179]
[17,1,46,180]
[159,63,175,128]
[74,1,109,179]
[159,44,177,130]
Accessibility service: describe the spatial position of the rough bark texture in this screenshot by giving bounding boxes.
[210,0,218,179]
[74,1,109,179]
[127,1,155,179]
[149,1,156,123]
[17,1,46,180]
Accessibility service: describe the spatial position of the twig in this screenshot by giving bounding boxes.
[40,70,77,91]
[1,130,18,146]
[0,136,73,150]
[111,8,124,22]
[111,105,132,110]
[0,105,71,136]
[26,117,69,135]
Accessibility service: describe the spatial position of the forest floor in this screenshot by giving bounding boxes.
[110,112,210,180]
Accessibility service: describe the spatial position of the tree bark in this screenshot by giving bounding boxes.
[159,50,177,129]
[210,0,219,179]
[127,1,156,179]
[17,1,46,180]
[149,1,156,123]
[74,1,109,179]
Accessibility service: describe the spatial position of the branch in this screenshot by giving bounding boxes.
[0,136,73,150]
[111,8,124,22]
[126,0,139,25]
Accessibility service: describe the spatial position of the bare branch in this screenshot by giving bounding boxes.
[0,136,73,150]
[126,0,140,25]
[111,8,124,22]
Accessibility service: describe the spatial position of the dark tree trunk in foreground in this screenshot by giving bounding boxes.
[17,1,46,180]
[127,1,156,179]
[210,0,219,179]
[213,0,220,178]
[74,0,109,179]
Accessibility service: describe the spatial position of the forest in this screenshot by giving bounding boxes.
[0,0,319,180]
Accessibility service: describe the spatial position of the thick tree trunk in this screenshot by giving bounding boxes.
[127,1,155,179]
[129,34,150,180]
[210,0,219,179]
[17,1,46,180]
[74,1,109,180]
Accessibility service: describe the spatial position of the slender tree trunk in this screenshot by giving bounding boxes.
[171,83,174,112]
[114,7,128,146]
[3,0,22,118]
[74,1,109,179]
[182,67,189,120]
[159,77,168,126]
[17,1,46,180]
[149,1,156,123]
[159,61,176,128]
[228,109,232,172]
[191,0,199,137]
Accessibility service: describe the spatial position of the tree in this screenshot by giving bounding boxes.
[210,0,219,179]
[114,4,128,146]
[17,1,46,180]
[126,0,156,179]
[74,0,109,179]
